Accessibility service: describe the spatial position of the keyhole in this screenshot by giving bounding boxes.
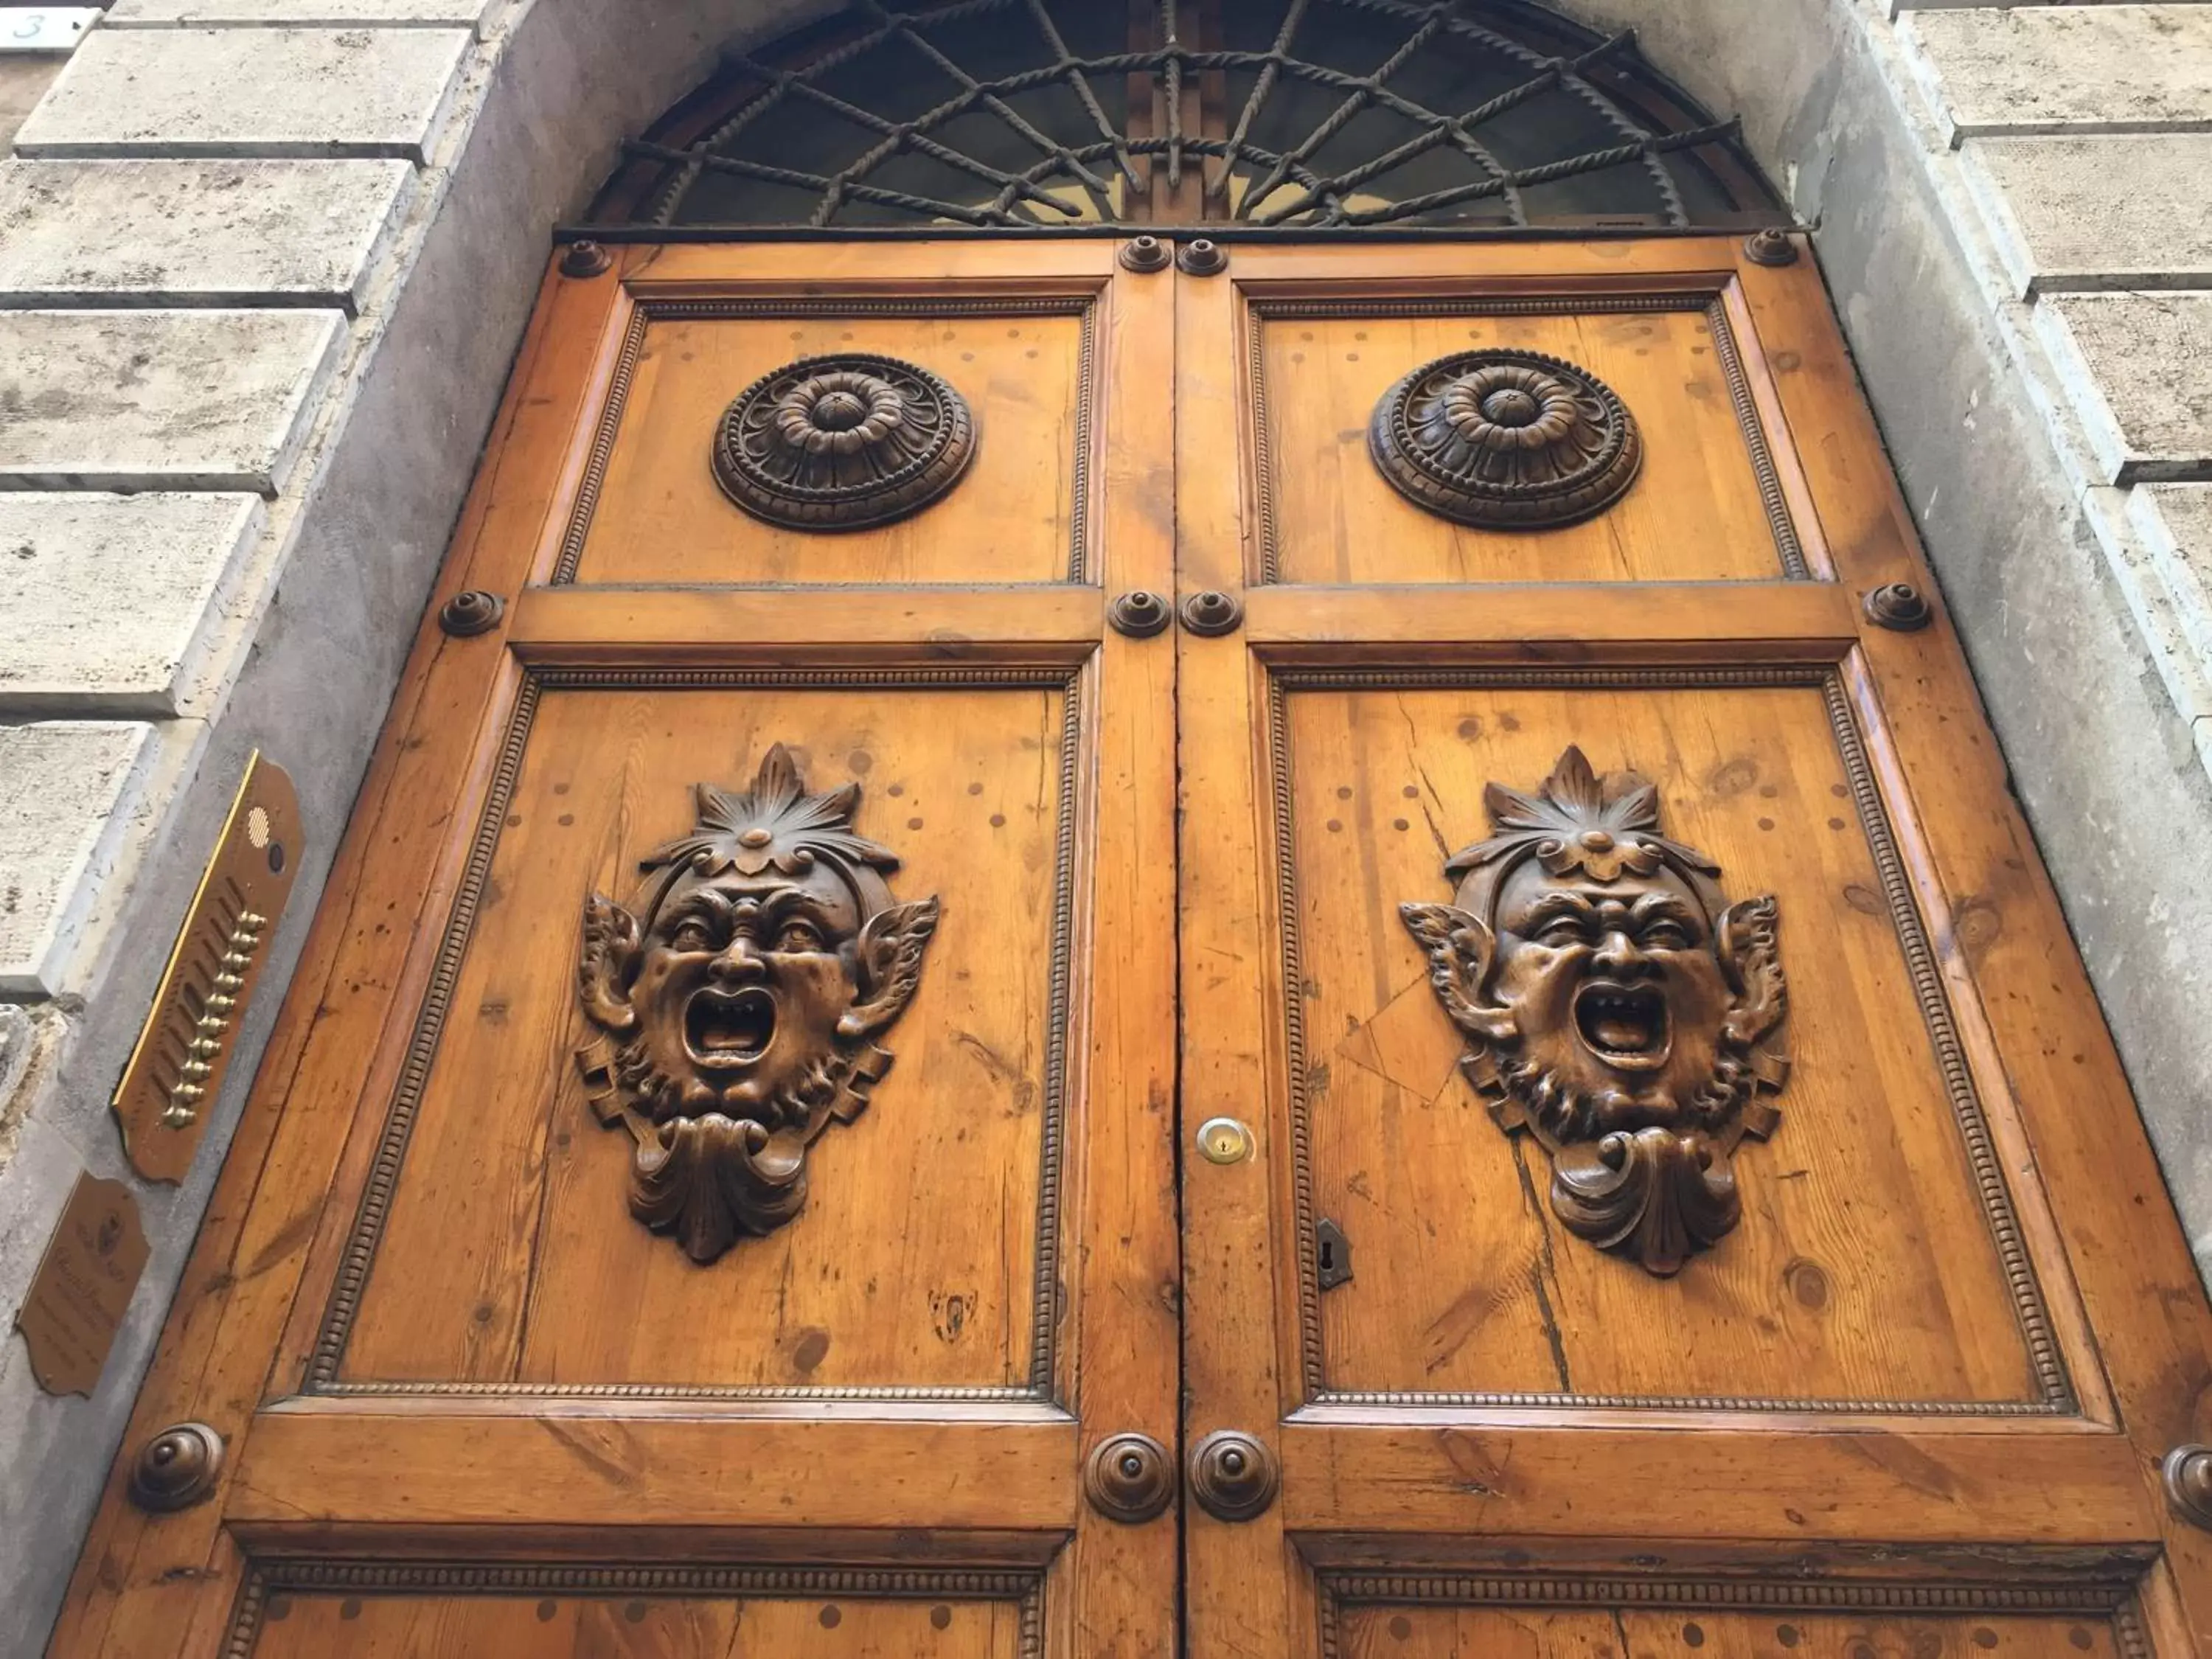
[1315,1218,1350,1288]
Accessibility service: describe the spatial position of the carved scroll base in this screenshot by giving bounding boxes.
[630,1114,810,1264]
[1550,1127,1741,1279]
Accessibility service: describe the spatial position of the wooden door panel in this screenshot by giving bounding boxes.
[230,1570,1039,1658]
[226,1411,1078,1528]
[1255,300,1803,586]
[506,586,1104,665]
[52,228,2212,1659]
[325,678,1075,1394]
[567,305,1095,587]
[49,240,1177,1659]
[1175,237,2212,1658]
[1324,1597,2138,1659]
[1241,582,1857,663]
[1274,1421,2154,1541]
[1277,675,2049,1408]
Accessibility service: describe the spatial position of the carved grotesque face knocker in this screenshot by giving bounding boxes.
[577,745,939,1263]
[1401,747,1788,1276]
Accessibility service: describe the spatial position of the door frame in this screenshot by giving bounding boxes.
[47,232,2212,1659]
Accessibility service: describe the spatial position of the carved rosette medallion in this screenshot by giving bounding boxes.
[576,745,939,1262]
[1368,349,1643,529]
[1399,748,1788,1276]
[711,352,977,531]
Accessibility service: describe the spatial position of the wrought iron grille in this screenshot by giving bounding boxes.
[588,0,1778,232]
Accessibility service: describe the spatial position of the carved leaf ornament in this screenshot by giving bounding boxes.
[1401,748,1789,1275]
[712,352,978,530]
[576,746,939,1262]
[1368,349,1643,529]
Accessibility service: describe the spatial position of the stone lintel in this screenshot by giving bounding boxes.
[0,309,347,493]
[1903,7,2212,143]
[2036,291,2212,484]
[2130,483,2212,673]
[13,27,472,162]
[0,495,268,717]
[1964,134,2212,296]
[0,158,414,313]
[105,0,495,27]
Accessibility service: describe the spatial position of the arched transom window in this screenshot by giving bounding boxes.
[591,0,1778,232]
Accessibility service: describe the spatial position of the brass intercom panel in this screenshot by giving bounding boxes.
[111,754,301,1183]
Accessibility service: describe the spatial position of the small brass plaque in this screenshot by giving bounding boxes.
[111,753,301,1183]
[15,1173,149,1397]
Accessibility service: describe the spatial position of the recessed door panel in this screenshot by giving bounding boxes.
[567,304,1096,587]
[1325,1597,2135,1659]
[234,1571,1040,1658]
[1253,299,1801,585]
[330,677,1077,1394]
[1274,675,2049,1408]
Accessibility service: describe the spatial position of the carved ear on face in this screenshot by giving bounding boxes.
[579,891,643,1034]
[839,897,942,1042]
[1717,894,1787,1048]
[1399,902,1517,1043]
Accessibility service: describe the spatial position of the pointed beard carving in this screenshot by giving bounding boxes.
[1400,748,1789,1278]
[632,1116,808,1265]
[581,1030,894,1263]
[575,746,938,1264]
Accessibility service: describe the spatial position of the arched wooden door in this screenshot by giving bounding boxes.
[48,234,2212,1659]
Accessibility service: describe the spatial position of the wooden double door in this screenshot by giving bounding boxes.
[55,236,2212,1657]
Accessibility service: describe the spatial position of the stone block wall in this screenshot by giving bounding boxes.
[0,4,637,1649]
[0,0,2207,1650]
[1813,1,2212,1246]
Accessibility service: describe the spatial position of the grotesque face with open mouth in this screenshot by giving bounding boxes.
[1487,860,1736,1138]
[577,745,938,1263]
[1402,746,1787,1276]
[626,861,863,1130]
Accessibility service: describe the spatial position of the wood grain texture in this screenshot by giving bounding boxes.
[508,585,1104,667]
[1256,306,1783,585]
[46,240,1172,1659]
[244,1589,1029,1659]
[1278,1422,2156,1540]
[570,308,1090,587]
[1286,681,2037,1406]
[1242,582,1855,664]
[49,228,2212,1659]
[46,253,630,1659]
[1172,230,1304,1659]
[1738,249,2212,1641]
[228,1413,1078,1528]
[336,683,1067,1393]
[1057,234,1182,1659]
[1178,235,2212,1659]
[1329,1604,2126,1659]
